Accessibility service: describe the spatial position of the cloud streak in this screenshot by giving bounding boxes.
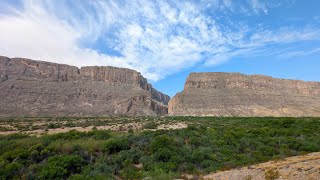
[277,47,320,59]
[0,0,319,81]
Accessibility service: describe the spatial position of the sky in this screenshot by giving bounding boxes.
[0,0,320,97]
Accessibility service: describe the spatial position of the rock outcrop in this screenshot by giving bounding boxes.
[0,56,170,116]
[169,72,320,116]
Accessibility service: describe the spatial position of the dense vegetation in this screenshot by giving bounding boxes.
[1,117,320,179]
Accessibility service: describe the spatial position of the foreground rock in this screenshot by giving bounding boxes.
[0,56,170,116]
[169,72,320,116]
[204,152,320,180]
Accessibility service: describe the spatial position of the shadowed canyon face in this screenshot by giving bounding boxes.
[169,73,320,117]
[0,56,170,116]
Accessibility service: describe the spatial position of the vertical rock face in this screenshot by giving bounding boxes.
[0,56,170,116]
[169,72,320,117]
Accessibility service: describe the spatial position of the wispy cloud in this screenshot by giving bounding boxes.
[0,0,319,81]
[277,47,320,59]
[250,0,269,14]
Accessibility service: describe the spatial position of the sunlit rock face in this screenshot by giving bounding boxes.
[0,56,170,116]
[169,72,320,117]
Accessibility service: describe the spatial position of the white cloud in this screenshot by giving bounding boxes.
[0,0,319,81]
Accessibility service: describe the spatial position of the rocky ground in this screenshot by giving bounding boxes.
[203,152,320,180]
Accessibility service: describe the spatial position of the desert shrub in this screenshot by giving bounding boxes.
[191,148,209,164]
[47,123,61,129]
[0,162,23,179]
[68,174,87,180]
[265,168,280,180]
[80,161,114,178]
[299,142,318,152]
[1,148,29,162]
[88,130,111,140]
[143,122,158,129]
[69,174,112,180]
[38,155,86,179]
[126,148,143,164]
[104,138,130,154]
[154,148,174,162]
[150,162,178,172]
[29,143,49,163]
[0,133,28,141]
[120,165,144,180]
[128,128,134,133]
[150,135,175,152]
[146,169,179,180]
[279,119,295,128]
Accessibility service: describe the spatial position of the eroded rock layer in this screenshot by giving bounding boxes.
[0,56,170,116]
[169,72,320,116]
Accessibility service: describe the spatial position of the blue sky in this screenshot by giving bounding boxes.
[0,0,320,97]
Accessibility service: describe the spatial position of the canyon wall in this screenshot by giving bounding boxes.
[0,56,170,116]
[169,72,320,116]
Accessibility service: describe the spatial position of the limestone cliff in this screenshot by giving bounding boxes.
[169,72,320,116]
[0,56,170,116]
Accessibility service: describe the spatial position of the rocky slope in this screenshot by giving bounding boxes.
[169,72,320,116]
[0,56,170,116]
[204,152,320,180]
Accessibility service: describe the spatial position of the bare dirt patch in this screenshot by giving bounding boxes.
[157,122,188,130]
[0,121,189,135]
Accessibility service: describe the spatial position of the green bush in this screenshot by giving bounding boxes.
[150,135,175,152]
[154,148,174,162]
[104,138,130,154]
[80,161,114,178]
[0,162,23,179]
[88,130,111,140]
[120,165,143,180]
[38,155,86,179]
[143,122,158,129]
